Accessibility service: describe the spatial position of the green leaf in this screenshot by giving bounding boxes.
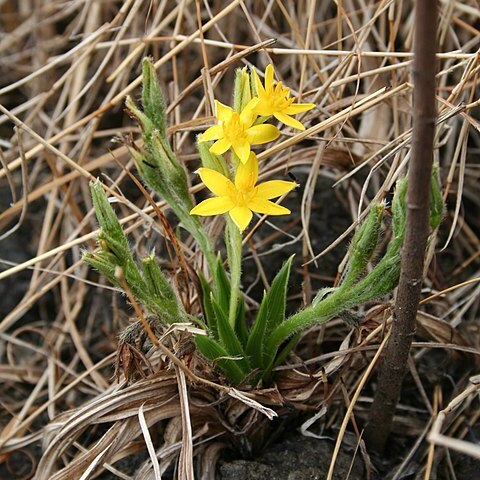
[198,272,217,338]
[272,333,300,369]
[245,291,269,367]
[235,293,248,347]
[246,256,293,369]
[211,294,250,374]
[125,95,154,138]
[213,255,231,317]
[261,333,300,381]
[194,335,246,384]
[265,255,294,331]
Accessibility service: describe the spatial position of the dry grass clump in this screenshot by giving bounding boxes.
[0,1,479,479]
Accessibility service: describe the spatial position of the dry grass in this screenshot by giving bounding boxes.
[0,1,479,479]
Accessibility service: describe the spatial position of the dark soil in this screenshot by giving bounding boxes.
[219,433,366,480]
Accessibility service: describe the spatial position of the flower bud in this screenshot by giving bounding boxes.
[125,95,154,138]
[197,139,229,177]
[233,67,252,113]
[141,57,167,134]
[341,202,385,288]
[90,180,128,249]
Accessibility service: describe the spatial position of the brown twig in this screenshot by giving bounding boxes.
[364,0,438,453]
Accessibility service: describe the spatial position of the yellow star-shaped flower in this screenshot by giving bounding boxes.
[190,153,297,231]
[253,64,315,131]
[199,99,280,164]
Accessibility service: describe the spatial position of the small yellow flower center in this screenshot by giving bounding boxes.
[223,112,245,142]
[233,189,255,206]
[269,82,294,111]
[227,183,256,207]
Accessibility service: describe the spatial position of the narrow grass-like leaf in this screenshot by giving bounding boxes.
[198,272,217,337]
[235,293,248,347]
[261,333,300,381]
[272,333,300,370]
[194,335,245,384]
[213,255,230,317]
[265,255,294,331]
[211,294,250,374]
[246,256,293,369]
[245,291,269,368]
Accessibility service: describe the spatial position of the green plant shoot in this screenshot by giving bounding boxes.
[83,58,443,385]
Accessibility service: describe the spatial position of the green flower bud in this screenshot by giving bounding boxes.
[90,180,129,247]
[149,132,192,204]
[142,255,177,304]
[341,202,385,288]
[197,139,229,177]
[141,256,183,324]
[233,67,252,113]
[125,95,155,138]
[141,57,167,134]
[349,252,401,305]
[126,65,194,216]
[391,177,408,244]
[82,250,119,286]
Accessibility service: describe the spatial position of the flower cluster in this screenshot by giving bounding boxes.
[190,64,315,232]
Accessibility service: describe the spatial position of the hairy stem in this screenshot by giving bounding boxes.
[266,288,349,358]
[226,219,242,328]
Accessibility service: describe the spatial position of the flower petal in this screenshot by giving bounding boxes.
[255,180,297,199]
[229,206,253,231]
[284,102,315,114]
[231,138,251,164]
[246,124,280,145]
[247,198,291,215]
[210,138,231,156]
[200,124,224,142]
[252,68,266,96]
[235,153,258,191]
[197,168,234,197]
[265,64,275,91]
[274,112,306,130]
[239,98,259,127]
[253,97,274,117]
[215,100,233,123]
[190,197,234,216]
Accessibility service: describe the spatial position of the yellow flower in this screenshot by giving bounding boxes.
[190,153,297,231]
[252,64,315,131]
[199,99,280,164]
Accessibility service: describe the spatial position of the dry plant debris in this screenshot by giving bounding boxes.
[0,1,479,479]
